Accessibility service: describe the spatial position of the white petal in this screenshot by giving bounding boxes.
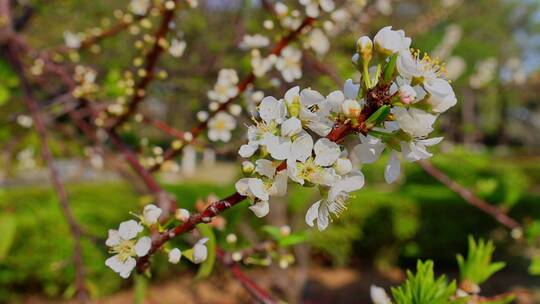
[135,236,152,257]
[371,285,392,304]
[326,90,345,113]
[305,200,321,227]
[290,132,314,162]
[239,144,258,158]
[354,135,386,164]
[119,257,136,278]
[284,86,300,104]
[265,135,292,160]
[249,200,270,218]
[118,220,143,240]
[300,88,325,107]
[248,178,269,201]
[281,117,302,137]
[270,171,288,197]
[235,178,251,196]
[419,137,443,146]
[343,79,360,99]
[259,96,287,124]
[384,152,401,184]
[105,229,121,247]
[317,201,330,231]
[314,138,341,166]
[255,159,276,178]
[105,255,123,273]
[329,171,365,200]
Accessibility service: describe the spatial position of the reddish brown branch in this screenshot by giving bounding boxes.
[217,247,278,304]
[108,2,181,130]
[417,160,521,230]
[150,16,316,172]
[4,40,89,302]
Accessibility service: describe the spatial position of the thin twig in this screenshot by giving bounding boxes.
[417,160,521,230]
[108,2,182,130]
[217,247,278,304]
[3,39,89,302]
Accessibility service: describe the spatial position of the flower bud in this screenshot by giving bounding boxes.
[335,158,352,175]
[142,204,162,225]
[226,233,238,244]
[193,238,209,264]
[168,248,182,264]
[398,85,417,104]
[280,225,291,236]
[241,161,255,175]
[341,99,362,118]
[356,36,373,64]
[175,208,190,222]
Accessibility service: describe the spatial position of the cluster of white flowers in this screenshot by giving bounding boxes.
[237,26,457,230]
[64,31,82,49]
[169,38,187,58]
[105,204,208,278]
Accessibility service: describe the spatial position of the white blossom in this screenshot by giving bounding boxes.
[208,69,239,103]
[308,29,330,55]
[391,107,437,138]
[175,208,190,221]
[64,32,81,49]
[374,26,411,56]
[305,171,364,230]
[353,134,386,164]
[105,220,151,278]
[208,112,236,142]
[299,0,335,18]
[169,39,186,58]
[276,46,302,82]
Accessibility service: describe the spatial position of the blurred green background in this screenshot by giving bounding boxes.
[1,0,540,303]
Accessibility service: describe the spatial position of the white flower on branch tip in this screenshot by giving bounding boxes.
[313,138,341,167]
[276,46,302,83]
[400,137,443,162]
[370,285,392,304]
[305,171,364,230]
[391,107,437,138]
[168,248,182,264]
[287,156,340,187]
[208,112,236,142]
[396,50,457,113]
[169,39,186,58]
[142,204,162,226]
[240,34,270,50]
[64,32,81,49]
[130,0,150,16]
[175,208,190,221]
[105,220,151,278]
[235,170,287,217]
[374,26,411,56]
[208,69,239,103]
[193,238,209,264]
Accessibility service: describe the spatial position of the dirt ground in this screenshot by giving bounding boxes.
[19,266,540,304]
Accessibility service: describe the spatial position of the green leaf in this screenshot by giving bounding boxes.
[456,236,505,285]
[383,54,398,83]
[278,232,308,248]
[0,213,16,262]
[365,105,391,128]
[134,274,148,304]
[194,224,216,280]
[0,85,10,106]
[391,260,457,304]
[528,256,540,275]
[261,225,282,239]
